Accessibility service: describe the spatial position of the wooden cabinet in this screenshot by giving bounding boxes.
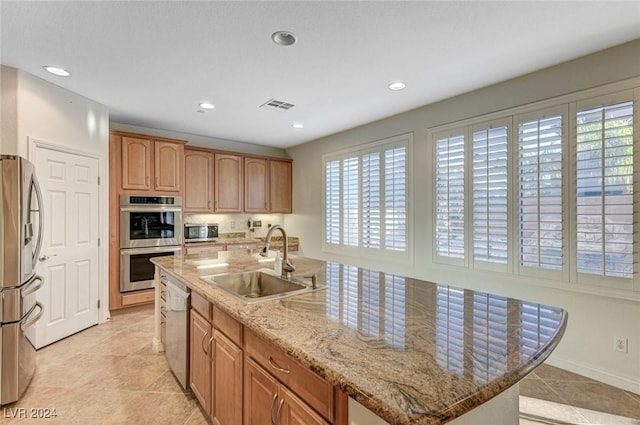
[155,141,183,192]
[244,329,333,422]
[244,157,269,213]
[212,330,243,425]
[189,294,243,425]
[244,358,329,425]
[244,157,292,214]
[269,160,292,213]
[184,149,214,213]
[109,131,186,311]
[214,153,243,213]
[190,309,212,415]
[121,137,152,190]
[118,134,184,193]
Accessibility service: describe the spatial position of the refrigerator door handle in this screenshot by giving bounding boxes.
[20,302,44,331]
[21,275,44,297]
[30,174,45,266]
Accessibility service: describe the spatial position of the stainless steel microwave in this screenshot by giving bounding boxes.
[184,223,219,243]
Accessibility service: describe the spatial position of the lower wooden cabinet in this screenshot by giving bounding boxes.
[190,309,243,425]
[190,309,212,415]
[212,330,243,425]
[244,358,329,425]
[188,290,345,425]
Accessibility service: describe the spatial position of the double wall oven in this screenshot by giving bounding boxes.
[120,195,182,293]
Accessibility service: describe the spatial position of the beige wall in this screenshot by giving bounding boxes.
[285,40,640,392]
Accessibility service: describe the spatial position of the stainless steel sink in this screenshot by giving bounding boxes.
[200,270,325,304]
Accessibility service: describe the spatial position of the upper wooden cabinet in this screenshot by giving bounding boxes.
[214,153,243,213]
[121,137,152,190]
[269,160,292,213]
[244,157,269,213]
[114,131,185,194]
[184,149,214,213]
[155,141,183,192]
[244,157,292,214]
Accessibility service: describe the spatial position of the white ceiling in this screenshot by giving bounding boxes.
[2,1,639,149]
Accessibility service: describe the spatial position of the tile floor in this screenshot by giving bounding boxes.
[2,305,639,425]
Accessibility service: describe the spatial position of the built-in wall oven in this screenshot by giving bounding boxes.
[120,195,182,293]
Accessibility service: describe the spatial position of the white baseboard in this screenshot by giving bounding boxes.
[546,356,640,394]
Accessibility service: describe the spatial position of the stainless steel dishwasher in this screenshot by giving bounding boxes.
[164,274,190,390]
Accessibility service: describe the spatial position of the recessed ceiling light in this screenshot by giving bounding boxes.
[388,81,406,91]
[199,102,215,110]
[292,123,304,129]
[272,31,297,46]
[43,66,70,77]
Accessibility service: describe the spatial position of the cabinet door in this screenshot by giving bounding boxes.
[269,160,292,213]
[244,358,279,425]
[121,137,151,190]
[184,150,214,212]
[280,387,330,425]
[211,330,243,425]
[190,309,212,416]
[244,157,268,213]
[155,141,182,192]
[214,153,243,212]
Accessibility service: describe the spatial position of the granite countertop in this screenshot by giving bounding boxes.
[184,234,299,248]
[152,251,567,425]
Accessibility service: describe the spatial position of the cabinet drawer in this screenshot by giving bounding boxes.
[244,329,333,421]
[191,291,211,321]
[213,306,242,346]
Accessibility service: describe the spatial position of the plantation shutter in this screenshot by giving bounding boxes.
[325,160,341,245]
[472,123,509,267]
[435,133,466,261]
[342,157,359,246]
[576,100,634,279]
[362,152,381,249]
[518,113,564,272]
[384,146,407,251]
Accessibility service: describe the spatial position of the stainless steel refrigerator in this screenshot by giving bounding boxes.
[0,155,45,405]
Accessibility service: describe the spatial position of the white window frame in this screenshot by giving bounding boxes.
[322,133,413,263]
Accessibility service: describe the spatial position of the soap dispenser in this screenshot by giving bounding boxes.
[274,250,282,276]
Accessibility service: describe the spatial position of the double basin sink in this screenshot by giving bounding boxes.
[200,269,325,304]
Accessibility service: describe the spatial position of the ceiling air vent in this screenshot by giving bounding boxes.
[260,98,295,112]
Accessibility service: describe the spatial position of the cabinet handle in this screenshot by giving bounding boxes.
[270,393,278,425]
[276,398,285,424]
[207,335,215,360]
[201,331,209,355]
[268,356,290,374]
[146,176,149,186]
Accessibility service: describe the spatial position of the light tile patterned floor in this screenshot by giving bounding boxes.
[2,305,639,424]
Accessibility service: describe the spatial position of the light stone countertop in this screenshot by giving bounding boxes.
[152,250,567,425]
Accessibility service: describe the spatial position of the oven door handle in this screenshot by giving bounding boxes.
[120,246,182,256]
[119,206,182,213]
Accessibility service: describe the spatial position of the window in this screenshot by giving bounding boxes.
[431,85,638,292]
[435,131,465,263]
[323,134,411,260]
[472,121,510,270]
[576,100,634,279]
[517,108,566,278]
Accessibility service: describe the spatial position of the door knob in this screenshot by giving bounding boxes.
[38,254,57,261]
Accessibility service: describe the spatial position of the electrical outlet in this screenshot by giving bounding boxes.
[253,220,262,228]
[614,336,628,353]
[230,221,236,229]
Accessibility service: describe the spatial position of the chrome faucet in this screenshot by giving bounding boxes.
[260,224,296,279]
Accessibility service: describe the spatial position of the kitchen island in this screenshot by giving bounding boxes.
[152,250,567,425]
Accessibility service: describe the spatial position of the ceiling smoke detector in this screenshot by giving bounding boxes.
[260,98,295,112]
[272,31,297,46]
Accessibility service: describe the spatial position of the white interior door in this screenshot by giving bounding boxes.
[27,146,100,349]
